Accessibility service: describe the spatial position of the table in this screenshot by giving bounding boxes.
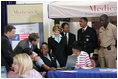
[47,68,117,78]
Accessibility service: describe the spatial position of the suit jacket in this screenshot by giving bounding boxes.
[1,35,14,72]
[77,26,98,55]
[48,36,67,67]
[60,32,76,55]
[14,38,40,56]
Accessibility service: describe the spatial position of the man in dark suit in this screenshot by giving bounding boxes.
[61,23,76,56]
[14,33,40,56]
[1,25,16,72]
[77,17,98,56]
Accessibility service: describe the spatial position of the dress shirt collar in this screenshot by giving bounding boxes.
[29,41,32,48]
[64,32,69,35]
[44,53,51,61]
[83,26,88,31]
[44,53,49,57]
[52,34,62,43]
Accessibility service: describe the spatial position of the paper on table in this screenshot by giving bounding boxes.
[99,69,117,72]
[60,71,77,73]
[82,67,93,69]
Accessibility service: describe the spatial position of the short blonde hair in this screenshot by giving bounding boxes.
[53,24,62,32]
[13,53,33,77]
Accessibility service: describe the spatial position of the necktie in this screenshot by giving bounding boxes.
[64,32,67,37]
[64,33,68,44]
[31,45,34,50]
[82,29,85,33]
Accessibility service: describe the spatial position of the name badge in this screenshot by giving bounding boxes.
[52,57,54,60]
[86,38,89,41]
[86,35,90,37]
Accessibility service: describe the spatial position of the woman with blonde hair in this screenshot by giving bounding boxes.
[12,53,43,78]
[48,25,67,67]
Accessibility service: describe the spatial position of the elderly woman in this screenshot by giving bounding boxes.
[12,53,43,78]
[48,25,67,67]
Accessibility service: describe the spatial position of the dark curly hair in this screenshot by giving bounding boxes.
[72,41,82,51]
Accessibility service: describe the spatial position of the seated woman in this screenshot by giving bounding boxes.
[36,42,60,72]
[12,53,43,78]
[72,41,92,68]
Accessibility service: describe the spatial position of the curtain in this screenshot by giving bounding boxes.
[1,1,16,35]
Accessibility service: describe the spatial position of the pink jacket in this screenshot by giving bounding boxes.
[20,69,43,78]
